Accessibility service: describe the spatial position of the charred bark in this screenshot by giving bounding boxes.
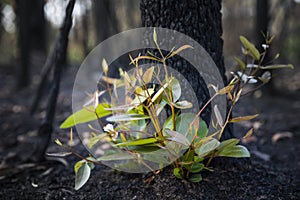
[15,0,30,88]
[140,0,232,139]
[31,0,76,162]
[14,0,46,88]
[93,0,119,43]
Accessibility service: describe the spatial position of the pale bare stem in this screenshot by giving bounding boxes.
[171,104,176,131]
[185,149,193,177]
[217,87,240,140]
[241,82,267,97]
[131,68,163,137]
[239,49,267,90]
[162,59,169,84]
[161,60,177,131]
[195,93,218,119]
[104,74,114,106]
[118,129,153,137]
[143,105,162,138]
[181,93,219,149]
[71,151,101,165]
[154,38,165,61]
[57,142,101,165]
[208,102,236,167]
[206,151,216,167]
[125,150,155,172]
[153,73,172,104]
[95,112,105,127]
[149,104,162,136]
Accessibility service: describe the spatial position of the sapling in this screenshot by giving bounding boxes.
[50,31,293,189]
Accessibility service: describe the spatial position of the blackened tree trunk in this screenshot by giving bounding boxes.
[15,0,30,88]
[255,0,279,93]
[255,0,269,50]
[32,0,76,162]
[30,0,46,53]
[255,0,269,61]
[0,2,3,42]
[93,0,119,43]
[140,0,232,139]
[15,0,46,88]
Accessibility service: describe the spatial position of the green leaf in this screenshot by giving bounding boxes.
[217,85,234,95]
[195,138,220,157]
[74,160,84,174]
[114,137,158,147]
[142,66,155,84]
[234,56,246,70]
[163,113,207,144]
[54,138,63,146]
[218,145,250,158]
[60,103,111,129]
[260,64,294,70]
[173,168,183,179]
[197,120,208,139]
[46,152,72,157]
[143,151,170,164]
[75,162,91,190]
[214,105,224,127]
[97,153,137,161]
[167,45,193,59]
[127,145,161,153]
[153,28,158,45]
[106,114,149,122]
[216,138,240,152]
[229,114,259,123]
[188,173,202,183]
[88,133,108,148]
[86,160,95,170]
[194,156,204,163]
[165,129,191,146]
[240,36,260,60]
[243,128,254,139]
[102,59,108,74]
[165,77,181,103]
[173,100,193,109]
[189,162,205,173]
[156,100,167,115]
[151,77,180,104]
[182,149,195,168]
[131,87,155,106]
[258,71,271,83]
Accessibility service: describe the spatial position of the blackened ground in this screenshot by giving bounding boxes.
[0,66,299,200]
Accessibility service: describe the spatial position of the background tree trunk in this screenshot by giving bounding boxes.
[15,0,30,88]
[255,0,269,61]
[93,0,119,43]
[254,0,273,68]
[29,0,46,53]
[140,0,232,138]
[15,0,46,89]
[0,2,3,42]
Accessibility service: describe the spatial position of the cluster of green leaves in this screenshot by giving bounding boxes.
[53,31,293,189]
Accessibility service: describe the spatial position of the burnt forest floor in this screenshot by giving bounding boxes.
[0,65,299,200]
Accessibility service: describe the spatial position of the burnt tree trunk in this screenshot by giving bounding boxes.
[0,2,3,42]
[31,0,76,162]
[15,0,30,88]
[15,0,46,88]
[93,0,119,43]
[255,0,269,52]
[140,0,232,139]
[30,0,46,53]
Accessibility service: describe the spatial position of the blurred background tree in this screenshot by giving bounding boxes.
[0,0,299,93]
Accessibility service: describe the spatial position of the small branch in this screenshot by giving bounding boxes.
[32,0,76,162]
